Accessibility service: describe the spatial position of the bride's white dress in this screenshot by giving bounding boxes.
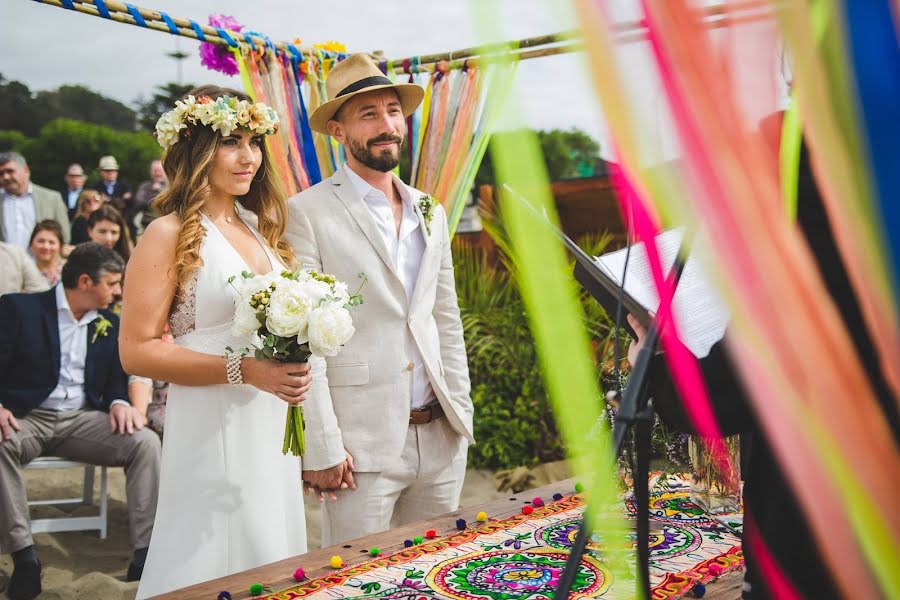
[137,209,307,599]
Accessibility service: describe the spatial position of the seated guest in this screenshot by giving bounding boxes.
[70,190,104,245]
[0,243,160,600]
[0,241,48,296]
[28,220,66,286]
[0,152,71,249]
[133,160,167,237]
[61,163,86,220]
[87,204,131,264]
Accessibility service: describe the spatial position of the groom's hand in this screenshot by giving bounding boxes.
[302,465,342,503]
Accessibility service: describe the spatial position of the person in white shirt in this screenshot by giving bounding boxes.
[286,53,473,546]
[0,152,71,248]
[0,243,160,600]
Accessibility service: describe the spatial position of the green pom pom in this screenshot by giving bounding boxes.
[369,547,380,556]
[249,583,264,596]
[574,482,584,493]
[413,535,423,545]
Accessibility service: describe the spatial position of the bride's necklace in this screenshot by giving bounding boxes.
[204,210,234,224]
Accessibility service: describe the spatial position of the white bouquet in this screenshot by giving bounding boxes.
[227,268,365,455]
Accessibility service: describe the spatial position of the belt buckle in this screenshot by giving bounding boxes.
[410,405,433,425]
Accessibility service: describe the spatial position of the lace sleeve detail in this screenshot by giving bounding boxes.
[168,274,197,338]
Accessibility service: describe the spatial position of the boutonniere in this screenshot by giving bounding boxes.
[419,194,438,235]
[91,316,112,343]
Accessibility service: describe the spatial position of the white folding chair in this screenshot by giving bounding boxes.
[25,457,108,539]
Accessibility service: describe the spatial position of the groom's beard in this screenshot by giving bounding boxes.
[346,133,404,173]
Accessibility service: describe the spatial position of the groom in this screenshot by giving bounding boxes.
[286,53,474,546]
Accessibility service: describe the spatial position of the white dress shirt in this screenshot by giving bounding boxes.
[39,285,128,412]
[66,187,82,210]
[2,184,37,249]
[344,163,436,410]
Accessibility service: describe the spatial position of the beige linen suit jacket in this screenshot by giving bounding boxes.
[285,168,474,473]
[0,183,72,244]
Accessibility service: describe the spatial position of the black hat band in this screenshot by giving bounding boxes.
[336,76,395,98]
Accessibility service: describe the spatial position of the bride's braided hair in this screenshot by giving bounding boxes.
[151,85,295,296]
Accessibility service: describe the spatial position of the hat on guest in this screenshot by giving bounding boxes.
[97,155,120,171]
[309,53,424,134]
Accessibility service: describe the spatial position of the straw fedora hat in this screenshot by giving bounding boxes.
[97,155,120,171]
[309,53,424,134]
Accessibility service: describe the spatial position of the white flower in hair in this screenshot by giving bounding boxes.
[155,112,186,148]
[154,94,280,150]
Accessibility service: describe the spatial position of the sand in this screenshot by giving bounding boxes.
[0,462,570,599]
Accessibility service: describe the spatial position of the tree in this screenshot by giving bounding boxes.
[36,85,137,131]
[474,127,604,185]
[0,75,138,135]
[0,76,52,137]
[135,82,197,132]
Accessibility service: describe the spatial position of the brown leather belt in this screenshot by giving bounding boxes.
[409,402,445,425]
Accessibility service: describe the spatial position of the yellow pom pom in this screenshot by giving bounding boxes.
[329,555,343,568]
[476,511,488,522]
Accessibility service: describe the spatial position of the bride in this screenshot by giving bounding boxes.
[120,86,314,598]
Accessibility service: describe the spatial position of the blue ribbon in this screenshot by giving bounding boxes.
[93,0,110,19]
[159,12,178,34]
[292,57,322,184]
[214,27,238,48]
[124,3,146,27]
[188,20,206,42]
[243,32,258,52]
[59,0,76,10]
[843,0,900,297]
[286,44,303,63]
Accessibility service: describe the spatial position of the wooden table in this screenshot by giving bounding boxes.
[154,478,743,599]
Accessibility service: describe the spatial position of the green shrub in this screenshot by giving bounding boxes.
[11,118,160,190]
[0,130,27,152]
[454,215,620,470]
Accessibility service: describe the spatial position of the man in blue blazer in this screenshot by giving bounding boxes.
[0,243,160,600]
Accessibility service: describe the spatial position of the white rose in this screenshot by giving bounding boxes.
[230,301,261,338]
[265,280,317,339]
[307,305,355,357]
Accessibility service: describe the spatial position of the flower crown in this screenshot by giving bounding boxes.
[155,95,280,150]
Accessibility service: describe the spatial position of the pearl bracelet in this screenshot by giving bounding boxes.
[225,354,244,385]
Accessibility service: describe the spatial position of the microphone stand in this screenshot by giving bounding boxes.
[497,185,691,600]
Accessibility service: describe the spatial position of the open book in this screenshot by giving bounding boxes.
[586,229,729,358]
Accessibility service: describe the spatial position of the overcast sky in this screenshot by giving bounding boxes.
[2,0,614,152]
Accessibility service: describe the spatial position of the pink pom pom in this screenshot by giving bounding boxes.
[293,568,305,581]
[708,563,723,577]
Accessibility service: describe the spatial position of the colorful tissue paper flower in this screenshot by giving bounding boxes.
[199,14,245,75]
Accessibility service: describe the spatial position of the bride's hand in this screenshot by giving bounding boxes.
[242,359,312,404]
